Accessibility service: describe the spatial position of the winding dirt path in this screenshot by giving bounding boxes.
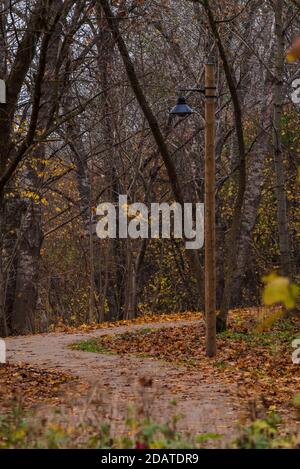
[5,319,239,441]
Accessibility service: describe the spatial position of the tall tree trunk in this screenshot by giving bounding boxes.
[202,0,247,331]
[0,197,22,335]
[0,0,53,334]
[0,0,8,335]
[11,197,42,334]
[233,83,274,303]
[96,5,123,320]
[10,1,63,334]
[273,0,292,278]
[231,9,275,306]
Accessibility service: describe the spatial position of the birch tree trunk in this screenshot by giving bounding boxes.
[11,1,64,334]
[232,25,275,304]
[231,93,272,305]
[0,1,50,334]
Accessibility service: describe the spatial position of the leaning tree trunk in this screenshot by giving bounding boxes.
[98,0,204,318]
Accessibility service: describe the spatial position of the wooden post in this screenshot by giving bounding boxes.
[204,60,216,357]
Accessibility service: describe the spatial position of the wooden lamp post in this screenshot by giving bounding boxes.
[204,61,216,357]
[170,60,217,357]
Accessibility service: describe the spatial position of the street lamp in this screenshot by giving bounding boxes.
[170,96,194,117]
[170,61,217,357]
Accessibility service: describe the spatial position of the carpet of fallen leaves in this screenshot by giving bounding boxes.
[52,311,200,333]
[88,309,300,421]
[0,363,76,411]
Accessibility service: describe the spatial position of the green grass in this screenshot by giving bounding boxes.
[115,327,154,341]
[72,328,156,354]
[71,339,110,354]
[219,329,298,346]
